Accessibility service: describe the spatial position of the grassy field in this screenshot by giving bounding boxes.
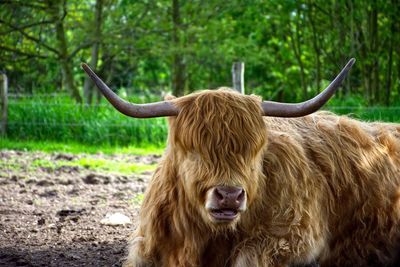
[6,95,168,147]
[0,138,165,155]
[328,106,400,123]
[2,95,400,154]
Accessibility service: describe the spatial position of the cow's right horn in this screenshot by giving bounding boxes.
[81,63,179,118]
[261,58,355,117]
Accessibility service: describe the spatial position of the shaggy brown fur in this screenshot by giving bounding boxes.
[124,88,400,267]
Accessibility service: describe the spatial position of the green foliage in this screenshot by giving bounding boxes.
[1,0,399,105]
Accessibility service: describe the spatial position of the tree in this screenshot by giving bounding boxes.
[1,0,399,106]
[46,0,82,102]
[171,0,185,97]
[0,0,93,102]
[83,0,104,104]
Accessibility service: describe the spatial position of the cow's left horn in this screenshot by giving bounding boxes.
[261,58,355,117]
[81,63,179,118]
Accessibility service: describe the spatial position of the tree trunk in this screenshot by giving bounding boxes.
[83,0,103,105]
[336,0,347,97]
[397,33,400,103]
[289,10,307,100]
[307,2,321,92]
[171,0,185,97]
[47,0,82,103]
[347,0,355,95]
[356,1,372,105]
[385,42,393,106]
[394,0,400,102]
[370,0,379,103]
[385,0,395,106]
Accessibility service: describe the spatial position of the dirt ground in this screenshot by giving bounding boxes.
[0,150,159,267]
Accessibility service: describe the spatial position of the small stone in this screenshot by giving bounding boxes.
[100,213,131,226]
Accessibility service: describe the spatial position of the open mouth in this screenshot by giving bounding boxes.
[210,209,239,222]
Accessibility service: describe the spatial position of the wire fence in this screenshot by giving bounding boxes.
[3,94,168,145]
[2,93,400,146]
[7,100,400,110]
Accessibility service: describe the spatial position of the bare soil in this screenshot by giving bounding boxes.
[0,150,158,267]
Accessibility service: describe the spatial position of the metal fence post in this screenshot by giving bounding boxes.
[232,62,245,94]
[1,73,8,136]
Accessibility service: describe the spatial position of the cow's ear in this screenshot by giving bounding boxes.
[164,95,177,128]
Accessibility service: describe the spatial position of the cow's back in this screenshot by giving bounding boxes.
[262,112,400,266]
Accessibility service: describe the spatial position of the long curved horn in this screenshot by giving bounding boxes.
[81,63,179,118]
[261,58,356,117]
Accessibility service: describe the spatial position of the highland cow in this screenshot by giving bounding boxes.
[82,59,400,267]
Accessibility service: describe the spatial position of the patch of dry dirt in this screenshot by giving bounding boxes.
[0,150,158,267]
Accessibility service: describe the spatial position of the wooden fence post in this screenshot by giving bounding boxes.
[0,73,8,136]
[232,62,245,94]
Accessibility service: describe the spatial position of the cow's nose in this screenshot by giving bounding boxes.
[213,186,245,209]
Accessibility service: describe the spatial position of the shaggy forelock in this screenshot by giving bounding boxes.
[172,88,267,171]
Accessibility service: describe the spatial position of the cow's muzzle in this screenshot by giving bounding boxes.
[206,186,247,223]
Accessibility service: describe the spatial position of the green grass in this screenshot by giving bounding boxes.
[6,95,169,146]
[129,193,145,206]
[73,158,157,174]
[31,157,157,175]
[0,138,165,155]
[3,95,400,152]
[327,106,400,123]
[0,160,23,172]
[1,153,157,175]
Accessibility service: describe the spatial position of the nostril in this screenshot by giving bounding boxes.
[237,189,245,202]
[214,188,224,201]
